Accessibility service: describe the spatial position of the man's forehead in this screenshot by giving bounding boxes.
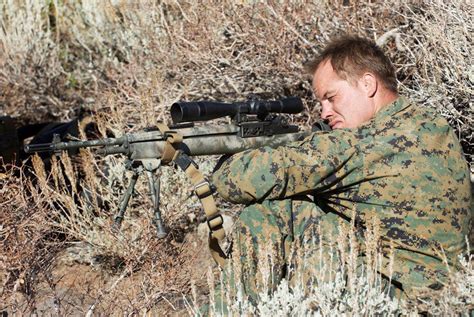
[316,58,334,72]
[312,60,337,98]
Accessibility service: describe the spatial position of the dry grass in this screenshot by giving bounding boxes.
[189,226,473,316]
[1,0,472,315]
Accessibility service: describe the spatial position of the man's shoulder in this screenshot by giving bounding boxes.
[373,96,450,134]
[404,97,436,116]
[405,98,454,136]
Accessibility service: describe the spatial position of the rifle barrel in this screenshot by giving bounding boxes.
[24,136,125,153]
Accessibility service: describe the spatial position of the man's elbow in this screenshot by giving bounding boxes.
[211,172,257,204]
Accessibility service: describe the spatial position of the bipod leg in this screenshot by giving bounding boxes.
[113,168,140,232]
[146,171,167,238]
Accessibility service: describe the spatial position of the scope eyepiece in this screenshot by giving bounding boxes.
[170,97,303,123]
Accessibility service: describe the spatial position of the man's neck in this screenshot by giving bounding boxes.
[374,90,399,114]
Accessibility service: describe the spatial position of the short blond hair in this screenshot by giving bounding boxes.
[306,35,398,93]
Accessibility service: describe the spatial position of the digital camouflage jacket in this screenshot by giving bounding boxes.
[212,96,472,294]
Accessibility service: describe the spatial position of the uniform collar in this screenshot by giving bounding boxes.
[374,96,409,122]
[355,96,410,131]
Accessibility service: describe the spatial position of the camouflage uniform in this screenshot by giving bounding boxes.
[212,97,472,299]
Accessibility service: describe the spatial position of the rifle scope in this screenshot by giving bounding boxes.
[170,97,304,123]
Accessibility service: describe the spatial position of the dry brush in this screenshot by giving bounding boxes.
[1,0,472,315]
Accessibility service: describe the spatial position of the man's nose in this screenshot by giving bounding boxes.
[320,102,333,119]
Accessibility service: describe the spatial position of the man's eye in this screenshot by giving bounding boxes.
[328,96,335,102]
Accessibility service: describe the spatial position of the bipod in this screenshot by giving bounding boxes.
[112,159,167,238]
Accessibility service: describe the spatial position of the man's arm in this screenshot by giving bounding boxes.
[211,130,361,204]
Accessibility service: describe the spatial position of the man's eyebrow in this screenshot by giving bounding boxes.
[322,90,336,99]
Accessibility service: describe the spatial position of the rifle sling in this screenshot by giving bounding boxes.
[158,123,228,267]
[174,151,228,267]
[156,123,183,163]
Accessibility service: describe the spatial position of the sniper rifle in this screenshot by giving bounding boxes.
[25,97,330,265]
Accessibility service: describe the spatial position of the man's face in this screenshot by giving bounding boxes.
[312,59,376,129]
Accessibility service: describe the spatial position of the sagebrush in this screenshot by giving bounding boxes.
[1,0,472,315]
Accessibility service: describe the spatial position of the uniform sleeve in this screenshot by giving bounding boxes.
[211,130,361,204]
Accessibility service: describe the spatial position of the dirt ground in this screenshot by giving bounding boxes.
[1,229,214,315]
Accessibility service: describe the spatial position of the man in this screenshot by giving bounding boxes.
[211,35,471,301]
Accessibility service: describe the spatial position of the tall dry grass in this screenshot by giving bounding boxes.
[1,0,472,315]
[189,220,473,316]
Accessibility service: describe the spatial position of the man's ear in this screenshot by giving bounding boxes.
[362,72,377,98]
